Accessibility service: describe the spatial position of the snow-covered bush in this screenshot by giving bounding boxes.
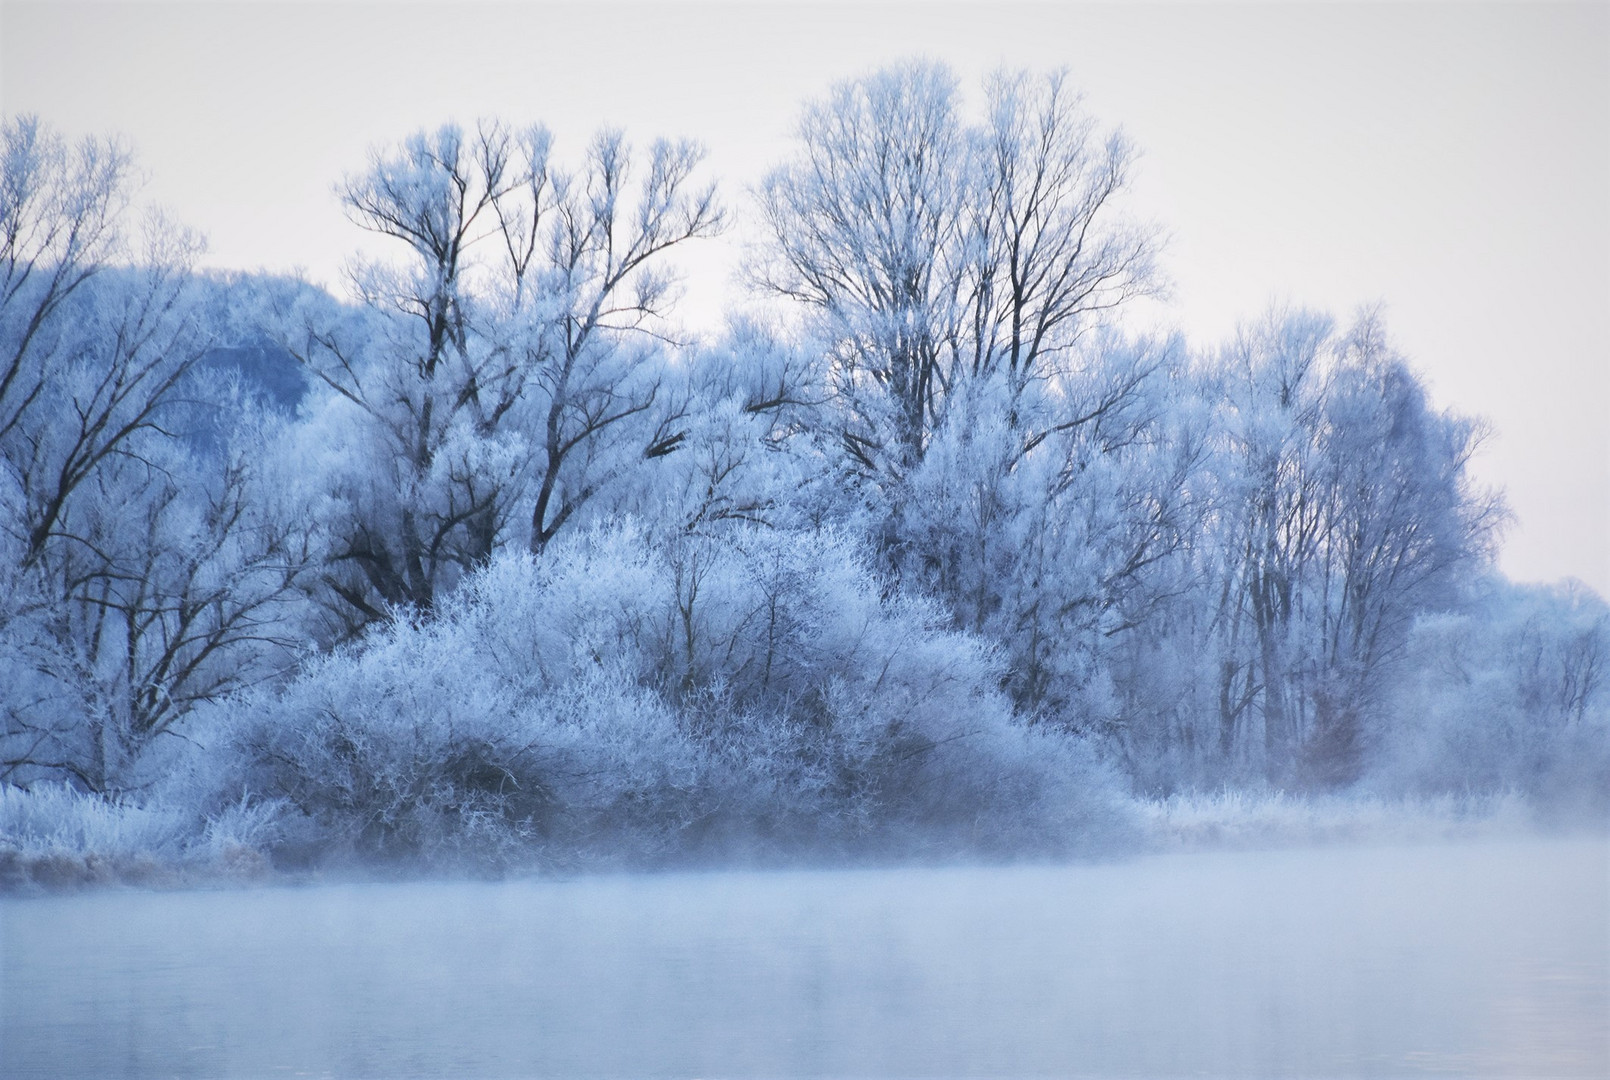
[0,782,187,888]
[0,782,187,860]
[194,522,1129,867]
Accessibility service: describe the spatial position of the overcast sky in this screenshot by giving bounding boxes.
[3,0,1606,594]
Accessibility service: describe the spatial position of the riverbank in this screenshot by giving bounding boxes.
[1,782,1589,895]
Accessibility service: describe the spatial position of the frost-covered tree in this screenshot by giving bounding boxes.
[755,61,970,470]
[2,117,171,569]
[962,69,1158,385]
[603,317,836,545]
[5,408,312,792]
[754,62,1157,477]
[1197,310,1502,787]
[753,62,1169,689]
[278,120,721,631]
[899,332,1206,725]
[0,118,312,792]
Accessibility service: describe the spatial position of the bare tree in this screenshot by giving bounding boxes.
[1,117,131,433]
[963,70,1158,386]
[6,425,313,792]
[283,120,720,629]
[753,63,1159,473]
[754,61,970,469]
[521,130,723,554]
[1207,310,1502,786]
[0,117,314,791]
[0,116,194,570]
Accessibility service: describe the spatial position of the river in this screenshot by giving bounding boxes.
[2,837,1605,1078]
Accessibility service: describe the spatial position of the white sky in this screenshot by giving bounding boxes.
[3,0,1606,595]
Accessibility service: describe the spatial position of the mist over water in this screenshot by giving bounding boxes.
[4,838,1604,1079]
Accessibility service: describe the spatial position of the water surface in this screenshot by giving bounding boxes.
[3,838,1605,1078]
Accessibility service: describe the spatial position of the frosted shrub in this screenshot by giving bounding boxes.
[210,521,1130,867]
[214,604,705,865]
[607,523,1128,854]
[0,782,192,888]
[0,782,187,858]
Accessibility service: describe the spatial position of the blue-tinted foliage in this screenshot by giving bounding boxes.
[0,82,1600,881]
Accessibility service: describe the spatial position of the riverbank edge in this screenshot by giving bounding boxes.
[3,789,1595,897]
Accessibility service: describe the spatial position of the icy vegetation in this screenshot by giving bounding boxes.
[1,66,1606,889]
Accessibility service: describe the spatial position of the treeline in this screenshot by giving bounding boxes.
[1,64,1605,876]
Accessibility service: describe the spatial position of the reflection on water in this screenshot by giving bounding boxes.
[3,839,1606,1078]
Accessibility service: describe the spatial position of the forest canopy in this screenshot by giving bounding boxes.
[1,64,1605,882]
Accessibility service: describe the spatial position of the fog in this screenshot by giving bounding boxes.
[4,839,1605,1078]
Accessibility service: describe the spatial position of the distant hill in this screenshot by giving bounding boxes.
[199,344,307,412]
